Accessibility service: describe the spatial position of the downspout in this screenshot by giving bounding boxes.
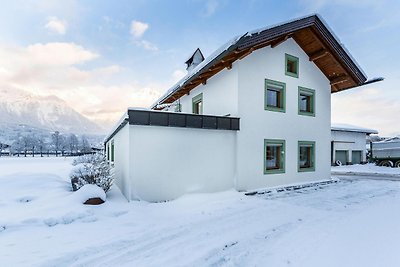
[370,141,373,162]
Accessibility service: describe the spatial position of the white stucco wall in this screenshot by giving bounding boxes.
[108,37,334,201]
[235,38,331,190]
[107,123,131,198]
[177,66,238,116]
[331,130,368,163]
[128,125,237,202]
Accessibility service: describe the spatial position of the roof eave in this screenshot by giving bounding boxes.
[151,14,370,108]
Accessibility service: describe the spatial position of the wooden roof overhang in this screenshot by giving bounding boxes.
[152,15,369,110]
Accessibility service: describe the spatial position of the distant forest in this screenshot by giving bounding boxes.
[0,131,101,157]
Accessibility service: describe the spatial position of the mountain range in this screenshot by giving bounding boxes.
[0,88,104,144]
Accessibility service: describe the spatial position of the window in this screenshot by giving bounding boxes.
[285,54,299,78]
[107,143,110,161]
[111,140,115,163]
[298,141,315,172]
[264,139,285,174]
[298,87,315,116]
[265,79,286,112]
[192,93,203,114]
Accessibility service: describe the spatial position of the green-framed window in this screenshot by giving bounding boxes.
[298,141,315,172]
[298,87,315,117]
[285,53,299,78]
[265,79,286,113]
[111,140,115,162]
[107,143,110,161]
[192,93,203,114]
[264,139,285,174]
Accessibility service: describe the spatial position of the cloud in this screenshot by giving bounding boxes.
[129,20,158,51]
[203,0,219,17]
[332,86,399,136]
[130,20,149,38]
[0,42,99,88]
[26,43,98,66]
[0,42,167,129]
[45,16,67,35]
[133,40,158,51]
[77,85,162,126]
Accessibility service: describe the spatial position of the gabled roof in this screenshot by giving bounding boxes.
[151,14,380,110]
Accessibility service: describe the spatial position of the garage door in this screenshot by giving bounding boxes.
[352,150,362,164]
[335,150,348,165]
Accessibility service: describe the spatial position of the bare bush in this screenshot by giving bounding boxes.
[70,154,114,193]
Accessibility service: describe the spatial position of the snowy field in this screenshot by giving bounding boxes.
[1,157,400,267]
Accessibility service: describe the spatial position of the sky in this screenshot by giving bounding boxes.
[0,0,398,136]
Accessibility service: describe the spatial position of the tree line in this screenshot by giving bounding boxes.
[1,131,94,157]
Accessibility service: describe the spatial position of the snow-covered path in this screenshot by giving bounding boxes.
[1,158,400,267]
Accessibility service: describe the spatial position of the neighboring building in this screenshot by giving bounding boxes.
[0,142,11,156]
[105,14,379,202]
[331,124,378,165]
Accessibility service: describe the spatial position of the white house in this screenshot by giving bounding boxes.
[331,124,378,165]
[105,14,379,202]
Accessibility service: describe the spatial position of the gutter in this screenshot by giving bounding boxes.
[104,118,129,145]
[332,77,384,93]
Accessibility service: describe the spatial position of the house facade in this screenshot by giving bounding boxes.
[105,15,376,202]
[331,124,378,165]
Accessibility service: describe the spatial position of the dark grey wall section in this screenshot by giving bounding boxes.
[186,115,202,128]
[217,117,231,130]
[128,109,240,131]
[169,113,186,127]
[131,111,149,125]
[203,116,217,129]
[231,118,240,130]
[150,112,168,126]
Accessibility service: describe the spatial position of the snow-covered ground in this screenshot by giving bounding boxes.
[332,163,400,176]
[2,157,400,267]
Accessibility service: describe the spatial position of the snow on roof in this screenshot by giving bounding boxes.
[246,14,364,79]
[246,13,319,37]
[374,136,400,144]
[127,107,150,111]
[150,14,367,109]
[317,15,367,79]
[331,123,378,134]
[150,33,246,109]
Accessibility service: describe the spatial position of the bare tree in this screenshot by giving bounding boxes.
[60,135,68,156]
[11,135,23,157]
[21,135,30,157]
[80,135,91,154]
[37,135,48,157]
[51,131,61,157]
[68,134,79,156]
[28,135,38,157]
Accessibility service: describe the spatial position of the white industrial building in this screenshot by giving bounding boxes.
[105,15,378,202]
[331,124,378,165]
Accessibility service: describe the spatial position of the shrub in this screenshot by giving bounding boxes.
[70,154,114,193]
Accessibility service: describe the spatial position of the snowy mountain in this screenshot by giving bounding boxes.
[0,88,104,139]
